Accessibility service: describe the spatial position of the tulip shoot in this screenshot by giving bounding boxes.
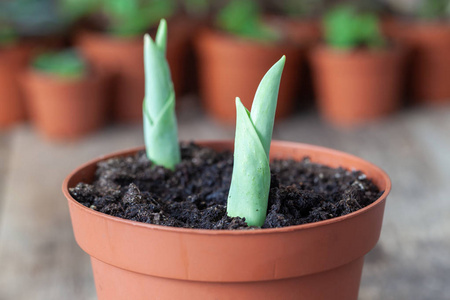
[227,56,286,226]
[143,19,180,170]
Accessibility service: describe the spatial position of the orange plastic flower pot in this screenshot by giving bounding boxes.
[63,141,390,300]
[311,46,405,127]
[22,69,107,140]
[395,22,450,104]
[266,17,322,48]
[0,43,31,129]
[195,29,303,124]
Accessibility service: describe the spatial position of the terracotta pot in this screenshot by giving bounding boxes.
[266,16,322,109]
[283,18,322,108]
[195,29,303,124]
[311,46,405,126]
[77,19,194,122]
[387,21,450,104]
[381,17,414,106]
[62,140,390,300]
[0,43,32,129]
[269,17,322,47]
[22,68,107,140]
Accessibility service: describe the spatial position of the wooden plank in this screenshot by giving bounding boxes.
[0,130,12,217]
[357,108,450,300]
[0,125,145,299]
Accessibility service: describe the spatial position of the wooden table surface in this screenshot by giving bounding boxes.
[1,97,449,300]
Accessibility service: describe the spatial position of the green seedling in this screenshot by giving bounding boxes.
[227,56,286,227]
[142,18,286,224]
[324,4,385,50]
[143,19,180,170]
[32,49,86,79]
[216,0,279,42]
[103,0,176,37]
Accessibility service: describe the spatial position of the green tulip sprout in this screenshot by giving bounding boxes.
[216,0,279,42]
[103,0,176,37]
[32,49,86,79]
[143,19,180,170]
[324,4,385,50]
[227,56,286,227]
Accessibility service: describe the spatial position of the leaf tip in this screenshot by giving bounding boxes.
[159,18,167,29]
[274,55,286,72]
[156,19,168,53]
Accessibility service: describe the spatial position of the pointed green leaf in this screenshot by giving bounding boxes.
[227,57,285,227]
[143,19,180,170]
[251,56,285,157]
[227,98,270,226]
[155,18,167,54]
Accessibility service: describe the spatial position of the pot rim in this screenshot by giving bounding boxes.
[23,62,104,86]
[311,43,405,58]
[197,27,301,50]
[62,140,391,236]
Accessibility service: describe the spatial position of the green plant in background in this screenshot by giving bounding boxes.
[417,0,450,20]
[143,19,180,170]
[0,26,18,46]
[324,4,386,50]
[227,56,285,227]
[32,50,87,79]
[103,0,176,37]
[216,0,279,42]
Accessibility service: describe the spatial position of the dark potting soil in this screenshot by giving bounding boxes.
[70,142,382,230]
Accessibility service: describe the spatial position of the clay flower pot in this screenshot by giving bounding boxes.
[389,21,450,105]
[311,46,405,126]
[77,19,193,123]
[195,29,303,124]
[269,17,322,48]
[22,69,107,140]
[0,43,31,129]
[62,140,390,300]
[266,16,322,106]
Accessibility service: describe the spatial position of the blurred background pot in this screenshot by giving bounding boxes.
[311,46,405,126]
[195,29,302,124]
[0,43,30,129]
[383,0,450,105]
[267,16,322,48]
[264,0,324,47]
[311,3,405,127]
[195,0,303,124]
[266,16,322,108]
[63,141,390,300]
[394,22,450,105]
[22,50,107,140]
